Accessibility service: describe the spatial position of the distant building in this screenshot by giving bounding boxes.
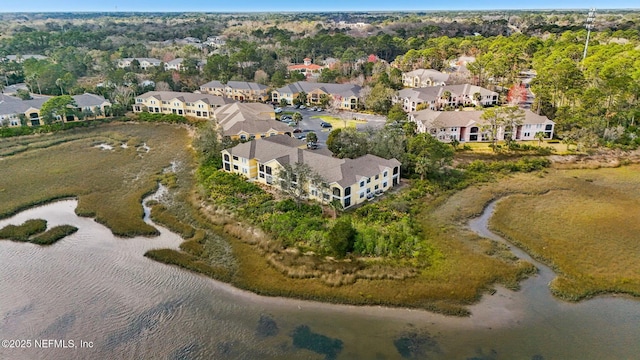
[133,91,233,119]
[200,80,269,102]
[402,69,449,88]
[2,54,47,63]
[272,81,362,110]
[287,58,325,79]
[164,58,184,71]
[117,58,162,70]
[394,84,498,112]
[409,109,554,143]
[0,93,111,127]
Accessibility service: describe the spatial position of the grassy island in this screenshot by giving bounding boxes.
[0,219,78,245]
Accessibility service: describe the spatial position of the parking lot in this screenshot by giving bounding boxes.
[277,106,387,148]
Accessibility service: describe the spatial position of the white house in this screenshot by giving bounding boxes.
[395,84,498,112]
[409,109,555,143]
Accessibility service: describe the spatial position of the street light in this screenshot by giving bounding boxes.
[582,8,596,62]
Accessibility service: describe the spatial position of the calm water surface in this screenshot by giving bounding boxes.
[1,198,638,359]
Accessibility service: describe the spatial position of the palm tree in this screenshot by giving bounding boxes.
[415,156,429,180]
[93,106,103,119]
[56,78,64,95]
[329,199,343,219]
[534,131,546,147]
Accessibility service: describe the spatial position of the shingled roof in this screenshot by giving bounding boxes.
[136,91,233,106]
[225,135,400,187]
[214,102,290,136]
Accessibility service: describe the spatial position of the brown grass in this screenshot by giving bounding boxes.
[0,123,191,237]
[489,165,640,300]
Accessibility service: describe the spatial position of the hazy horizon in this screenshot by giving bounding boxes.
[0,0,638,13]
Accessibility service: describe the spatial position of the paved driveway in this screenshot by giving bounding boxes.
[287,107,387,147]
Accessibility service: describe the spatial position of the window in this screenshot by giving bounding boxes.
[344,198,351,207]
[374,185,379,190]
[344,187,351,196]
[383,182,388,188]
[224,154,230,161]
[232,156,239,161]
[360,192,365,199]
[259,164,264,172]
[524,132,530,137]
[366,178,371,184]
[360,180,365,187]
[383,171,388,177]
[233,165,238,170]
[375,174,379,180]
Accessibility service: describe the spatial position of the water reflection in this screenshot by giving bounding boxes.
[0,199,638,359]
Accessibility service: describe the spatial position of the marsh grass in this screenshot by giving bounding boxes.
[0,123,191,237]
[31,225,78,245]
[0,219,47,241]
[150,204,196,239]
[488,165,640,300]
[145,248,232,281]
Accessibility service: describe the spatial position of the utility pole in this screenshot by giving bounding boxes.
[582,8,596,62]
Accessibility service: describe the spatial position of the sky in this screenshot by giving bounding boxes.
[0,0,638,12]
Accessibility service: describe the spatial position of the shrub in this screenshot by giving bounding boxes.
[30,225,78,245]
[0,219,48,241]
[326,217,356,258]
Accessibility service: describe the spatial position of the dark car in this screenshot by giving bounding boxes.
[293,128,302,133]
[320,122,332,128]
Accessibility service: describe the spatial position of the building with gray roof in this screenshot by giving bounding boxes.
[222,135,401,209]
[0,93,111,127]
[214,102,292,140]
[409,108,554,143]
[134,91,233,119]
[200,80,269,102]
[272,82,362,110]
[394,84,498,112]
[402,69,450,88]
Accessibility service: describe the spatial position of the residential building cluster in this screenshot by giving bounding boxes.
[0,93,111,127]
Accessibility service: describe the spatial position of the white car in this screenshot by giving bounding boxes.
[274,108,283,113]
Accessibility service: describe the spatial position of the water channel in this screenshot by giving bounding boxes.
[1,197,638,359]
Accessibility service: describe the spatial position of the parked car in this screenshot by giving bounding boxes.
[274,107,283,113]
[299,105,306,109]
[320,121,332,128]
[293,104,300,109]
[310,106,317,111]
[280,115,291,121]
[316,107,323,111]
[293,128,302,133]
[297,135,307,140]
[306,142,318,150]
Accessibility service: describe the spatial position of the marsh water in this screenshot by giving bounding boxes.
[1,198,639,359]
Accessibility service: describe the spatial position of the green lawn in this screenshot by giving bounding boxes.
[310,115,367,129]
